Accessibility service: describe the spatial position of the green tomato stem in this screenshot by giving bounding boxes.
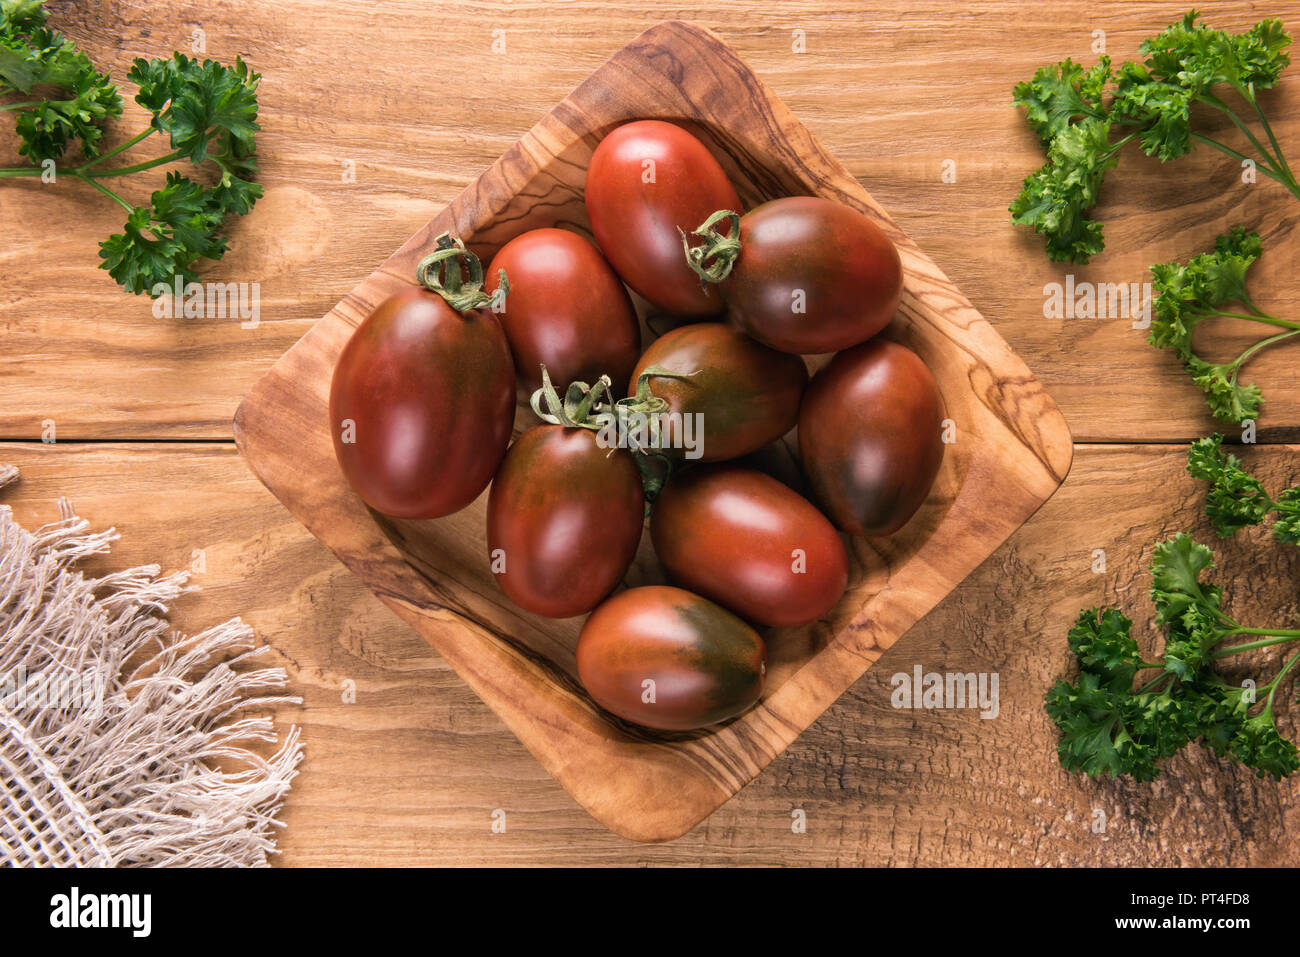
[681,209,742,284]
[415,232,503,312]
[529,365,614,430]
[632,450,674,508]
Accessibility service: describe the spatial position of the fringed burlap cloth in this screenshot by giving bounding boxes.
[0,464,303,866]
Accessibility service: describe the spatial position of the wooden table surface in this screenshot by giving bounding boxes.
[3,0,1299,865]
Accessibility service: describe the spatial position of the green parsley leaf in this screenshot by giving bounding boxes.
[104,54,263,293]
[1188,433,1300,543]
[125,52,263,221]
[0,7,121,160]
[1230,709,1300,780]
[0,0,46,33]
[128,53,260,164]
[1148,228,1294,423]
[1009,116,1117,263]
[1150,532,1220,621]
[98,171,228,295]
[1012,11,1299,262]
[1012,57,1112,144]
[1,2,263,298]
[1272,487,1300,544]
[1188,434,1272,535]
[1046,533,1300,781]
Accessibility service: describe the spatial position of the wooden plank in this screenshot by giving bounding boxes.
[3,1,1299,441]
[3,441,1295,864]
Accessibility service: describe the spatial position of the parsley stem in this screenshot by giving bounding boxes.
[0,101,39,112]
[1188,133,1300,198]
[1240,293,1272,318]
[82,149,184,179]
[70,173,133,213]
[1203,311,1300,332]
[1231,328,1300,373]
[75,128,155,172]
[1109,130,1138,157]
[1262,648,1300,708]
[1212,631,1300,660]
[1198,92,1284,177]
[0,146,180,181]
[1244,89,1295,184]
[1137,672,1173,693]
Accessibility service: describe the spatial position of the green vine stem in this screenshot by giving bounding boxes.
[529,365,613,429]
[632,450,674,506]
[528,364,700,508]
[613,365,701,451]
[415,232,508,313]
[680,209,741,284]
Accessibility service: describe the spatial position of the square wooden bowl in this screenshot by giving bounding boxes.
[234,20,1073,843]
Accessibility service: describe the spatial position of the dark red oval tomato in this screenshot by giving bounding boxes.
[576,585,766,731]
[717,196,903,354]
[651,465,849,627]
[585,120,741,318]
[484,228,640,395]
[330,286,515,519]
[487,425,644,618]
[798,339,944,537]
[628,323,807,462]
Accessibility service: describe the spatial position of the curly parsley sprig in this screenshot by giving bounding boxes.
[1147,227,1298,423]
[1046,534,1300,781]
[0,0,262,297]
[1188,434,1300,542]
[1012,10,1297,263]
[0,0,120,160]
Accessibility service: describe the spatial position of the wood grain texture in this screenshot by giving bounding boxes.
[232,20,1071,841]
[3,441,1295,865]
[1,1,1298,441]
[3,0,1299,864]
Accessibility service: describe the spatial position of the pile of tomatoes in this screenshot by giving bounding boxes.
[330,120,946,733]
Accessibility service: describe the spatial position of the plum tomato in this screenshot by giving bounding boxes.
[576,585,766,731]
[651,465,849,627]
[688,196,903,354]
[484,228,640,395]
[585,120,741,318]
[797,338,945,537]
[487,425,644,618]
[330,284,515,519]
[627,322,807,462]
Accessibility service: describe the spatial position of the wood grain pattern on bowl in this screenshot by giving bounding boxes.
[233,20,1073,842]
